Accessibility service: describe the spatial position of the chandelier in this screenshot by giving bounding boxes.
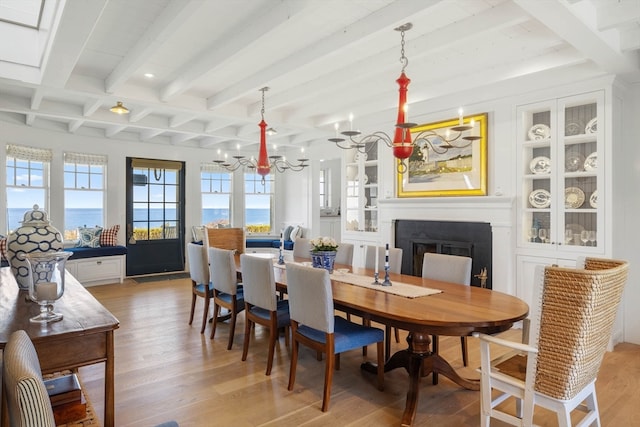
[110,101,129,114]
[214,87,308,183]
[328,23,478,173]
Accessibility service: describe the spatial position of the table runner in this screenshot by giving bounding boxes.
[275,262,441,298]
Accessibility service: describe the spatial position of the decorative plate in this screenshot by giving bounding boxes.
[584,152,597,171]
[529,189,551,209]
[585,117,597,134]
[528,124,551,140]
[529,156,551,174]
[354,152,367,161]
[565,122,582,136]
[589,190,598,208]
[565,151,584,172]
[565,187,585,209]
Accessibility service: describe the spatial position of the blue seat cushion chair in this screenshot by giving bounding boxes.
[215,288,245,310]
[298,316,384,354]
[248,299,290,326]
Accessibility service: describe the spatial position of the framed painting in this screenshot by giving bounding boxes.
[396,112,487,197]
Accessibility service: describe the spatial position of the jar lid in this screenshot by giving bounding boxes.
[20,204,51,226]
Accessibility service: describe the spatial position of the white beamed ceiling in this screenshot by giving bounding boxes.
[0,0,638,155]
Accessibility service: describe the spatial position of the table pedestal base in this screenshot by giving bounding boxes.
[361,332,478,426]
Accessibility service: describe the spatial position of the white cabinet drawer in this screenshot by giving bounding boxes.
[67,255,124,286]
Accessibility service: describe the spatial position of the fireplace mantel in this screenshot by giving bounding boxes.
[378,196,515,296]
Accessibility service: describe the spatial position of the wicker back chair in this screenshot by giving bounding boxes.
[474,257,628,426]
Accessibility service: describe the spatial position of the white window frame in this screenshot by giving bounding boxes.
[200,164,232,228]
[63,152,107,240]
[5,144,52,233]
[244,171,274,235]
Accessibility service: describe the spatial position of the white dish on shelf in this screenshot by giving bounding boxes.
[565,122,582,136]
[529,189,551,209]
[354,152,367,161]
[584,152,597,171]
[528,124,551,140]
[529,156,551,174]
[565,151,584,172]
[565,187,585,209]
[590,190,598,208]
[585,117,597,134]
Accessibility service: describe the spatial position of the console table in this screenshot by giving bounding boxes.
[0,267,119,427]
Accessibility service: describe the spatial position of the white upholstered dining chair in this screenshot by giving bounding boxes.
[334,243,354,266]
[292,237,312,259]
[208,247,245,349]
[187,242,212,333]
[422,252,472,384]
[474,257,628,427]
[285,263,384,412]
[239,254,290,375]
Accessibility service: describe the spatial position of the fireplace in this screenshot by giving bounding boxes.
[394,219,492,289]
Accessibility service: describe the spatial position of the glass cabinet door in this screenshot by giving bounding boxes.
[517,91,603,252]
[344,141,378,233]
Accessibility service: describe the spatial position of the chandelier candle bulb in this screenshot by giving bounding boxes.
[458,108,464,126]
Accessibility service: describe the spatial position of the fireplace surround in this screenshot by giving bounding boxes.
[394,219,493,289]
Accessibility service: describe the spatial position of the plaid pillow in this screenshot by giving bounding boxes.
[0,236,7,260]
[100,225,120,247]
[76,227,103,248]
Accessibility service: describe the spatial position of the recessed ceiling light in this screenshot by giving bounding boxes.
[143,73,154,78]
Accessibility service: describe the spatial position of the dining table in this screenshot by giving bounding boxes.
[238,254,529,426]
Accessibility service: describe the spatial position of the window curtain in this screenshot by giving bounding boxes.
[64,152,107,165]
[6,144,52,162]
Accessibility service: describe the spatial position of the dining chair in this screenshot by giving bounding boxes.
[334,243,354,266]
[208,247,245,349]
[187,242,213,333]
[292,237,312,259]
[422,252,472,384]
[285,263,384,412]
[2,330,57,427]
[474,257,628,427]
[364,245,404,350]
[239,254,290,375]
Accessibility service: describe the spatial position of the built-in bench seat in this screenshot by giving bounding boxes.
[245,238,294,251]
[66,245,127,286]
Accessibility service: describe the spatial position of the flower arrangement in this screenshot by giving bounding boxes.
[310,236,338,252]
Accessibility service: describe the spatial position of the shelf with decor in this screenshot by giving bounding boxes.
[515,90,605,310]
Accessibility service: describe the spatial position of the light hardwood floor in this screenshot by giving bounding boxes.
[79,277,640,427]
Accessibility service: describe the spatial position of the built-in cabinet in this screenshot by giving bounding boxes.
[66,255,126,287]
[319,216,341,242]
[342,141,380,267]
[515,91,606,308]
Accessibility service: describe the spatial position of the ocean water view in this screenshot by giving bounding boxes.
[6,208,270,233]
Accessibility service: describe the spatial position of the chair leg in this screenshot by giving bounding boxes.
[200,295,210,334]
[376,341,385,391]
[266,315,278,376]
[432,335,439,385]
[385,325,392,361]
[210,303,220,339]
[394,327,400,343]
[189,293,197,325]
[316,351,323,361]
[461,336,468,367]
[362,318,371,356]
[288,330,299,391]
[227,306,238,350]
[322,347,335,412]
[241,309,251,362]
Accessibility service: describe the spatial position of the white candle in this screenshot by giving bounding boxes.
[37,281,58,301]
[349,113,354,131]
[374,246,379,273]
[458,107,464,126]
[385,243,390,269]
[280,230,284,250]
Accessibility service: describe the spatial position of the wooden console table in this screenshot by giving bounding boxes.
[0,267,119,427]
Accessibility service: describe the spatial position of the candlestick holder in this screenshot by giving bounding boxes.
[372,271,380,285]
[382,265,392,286]
[277,248,285,265]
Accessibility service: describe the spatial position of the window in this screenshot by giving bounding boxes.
[64,152,107,240]
[5,144,51,233]
[319,168,330,208]
[201,164,232,228]
[244,172,273,234]
[131,159,182,241]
